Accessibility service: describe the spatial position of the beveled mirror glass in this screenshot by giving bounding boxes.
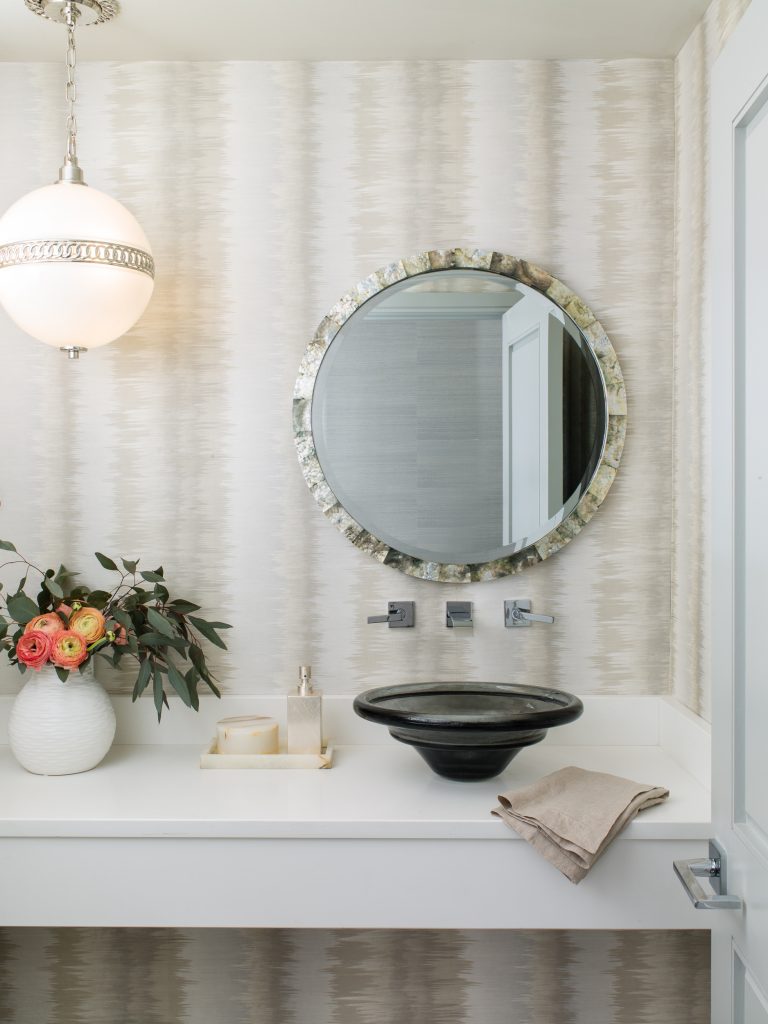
[294,249,626,582]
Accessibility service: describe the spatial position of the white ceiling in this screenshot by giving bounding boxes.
[0,0,712,61]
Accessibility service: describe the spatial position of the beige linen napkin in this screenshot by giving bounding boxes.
[492,766,669,883]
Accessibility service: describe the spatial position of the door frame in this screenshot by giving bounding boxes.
[710,0,768,1018]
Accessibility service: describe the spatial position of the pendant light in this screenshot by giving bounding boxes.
[0,0,154,359]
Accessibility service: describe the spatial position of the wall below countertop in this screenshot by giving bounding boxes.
[0,928,709,1024]
[0,58,675,699]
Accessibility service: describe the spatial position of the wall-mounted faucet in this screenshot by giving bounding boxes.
[504,599,554,628]
[446,601,473,628]
[367,601,415,628]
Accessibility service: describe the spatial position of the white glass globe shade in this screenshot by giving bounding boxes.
[0,183,154,349]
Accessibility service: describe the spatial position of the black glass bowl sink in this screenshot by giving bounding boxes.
[353,682,583,781]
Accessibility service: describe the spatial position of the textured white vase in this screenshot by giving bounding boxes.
[8,664,116,775]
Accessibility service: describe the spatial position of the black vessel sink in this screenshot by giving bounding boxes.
[353,682,583,781]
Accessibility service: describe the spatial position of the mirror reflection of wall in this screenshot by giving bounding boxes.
[312,270,606,566]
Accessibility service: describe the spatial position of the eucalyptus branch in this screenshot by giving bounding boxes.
[0,558,46,578]
[0,545,228,721]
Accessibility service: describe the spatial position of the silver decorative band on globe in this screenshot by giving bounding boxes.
[24,0,119,26]
[0,239,155,279]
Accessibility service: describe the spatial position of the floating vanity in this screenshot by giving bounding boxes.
[0,693,710,930]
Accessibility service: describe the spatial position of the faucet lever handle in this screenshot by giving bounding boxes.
[519,611,555,624]
[367,601,415,628]
[504,600,555,628]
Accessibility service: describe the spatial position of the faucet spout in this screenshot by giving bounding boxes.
[446,601,473,628]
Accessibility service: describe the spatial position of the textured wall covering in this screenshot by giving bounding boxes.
[672,0,751,718]
[0,58,674,699]
[0,928,709,1024]
[0,20,740,1024]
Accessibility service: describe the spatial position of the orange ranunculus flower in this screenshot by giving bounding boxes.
[69,607,106,644]
[16,630,52,671]
[25,613,67,636]
[49,630,88,670]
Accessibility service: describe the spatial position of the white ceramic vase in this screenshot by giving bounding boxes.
[8,663,116,775]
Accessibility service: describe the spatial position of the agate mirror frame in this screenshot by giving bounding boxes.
[293,248,626,583]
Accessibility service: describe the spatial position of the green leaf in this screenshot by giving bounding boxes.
[18,663,26,675]
[140,570,164,583]
[204,676,221,698]
[204,621,232,630]
[54,564,79,589]
[139,632,188,654]
[7,591,41,625]
[86,590,111,609]
[132,657,152,701]
[188,616,228,650]
[153,583,170,604]
[55,666,69,682]
[0,540,17,552]
[147,608,177,638]
[110,608,133,631]
[189,643,211,682]
[95,552,118,572]
[121,558,138,573]
[43,576,64,600]
[185,667,200,711]
[188,647,220,697]
[0,623,7,642]
[152,664,165,721]
[168,599,201,614]
[166,661,192,707]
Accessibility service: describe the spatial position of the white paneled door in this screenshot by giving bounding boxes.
[707,0,768,1019]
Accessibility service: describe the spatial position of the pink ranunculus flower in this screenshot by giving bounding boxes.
[16,630,53,671]
[49,630,88,670]
[25,613,66,637]
[69,607,106,644]
[56,603,72,621]
[112,624,128,646]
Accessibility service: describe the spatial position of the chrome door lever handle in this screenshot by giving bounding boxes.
[673,840,744,910]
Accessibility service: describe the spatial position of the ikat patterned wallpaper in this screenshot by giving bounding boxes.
[671,0,752,718]
[0,57,677,701]
[0,1,751,1021]
[0,928,709,1024]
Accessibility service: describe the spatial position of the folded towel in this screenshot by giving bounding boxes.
[492,766,669,883]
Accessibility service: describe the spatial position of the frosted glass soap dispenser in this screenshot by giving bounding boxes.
[287,665,323,754]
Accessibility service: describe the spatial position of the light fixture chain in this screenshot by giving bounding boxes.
[64,6,78,163]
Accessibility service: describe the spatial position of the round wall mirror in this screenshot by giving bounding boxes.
[294,249,626,582]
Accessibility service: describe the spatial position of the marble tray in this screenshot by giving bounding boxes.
[200,740,333,770]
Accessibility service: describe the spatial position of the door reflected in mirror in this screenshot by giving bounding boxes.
[311,270,606,565]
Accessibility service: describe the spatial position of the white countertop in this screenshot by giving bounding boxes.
[0,740,710,841]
